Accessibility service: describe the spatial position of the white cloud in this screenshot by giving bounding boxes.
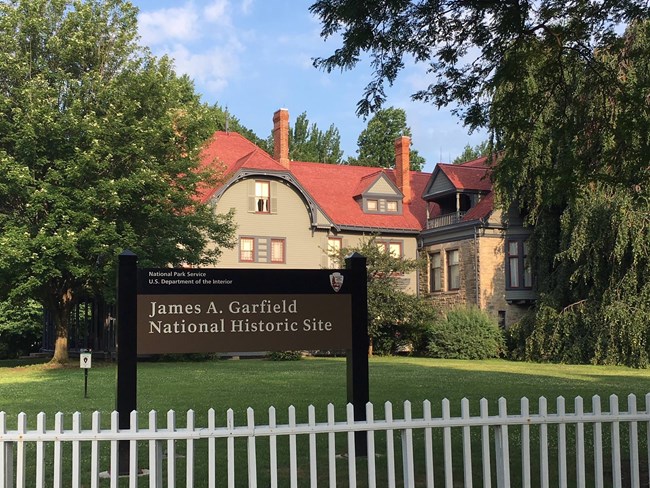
[204,0,231,25]
[167,42,242,93]
[138,6,200,46]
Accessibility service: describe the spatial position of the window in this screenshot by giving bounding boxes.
[327,237,342,269]
[255,181,270,213]
[239,237,254,262]
[507,239,533,289]
[367,199,378,211]
[377,240,402,258]
[430,252,442,292]
[508,241,519,288]
[239,237,286,264]
[270,239,285,263]
[447,249,460,290]
[386,200,398,212]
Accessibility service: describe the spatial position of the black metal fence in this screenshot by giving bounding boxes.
[42,297,116,357]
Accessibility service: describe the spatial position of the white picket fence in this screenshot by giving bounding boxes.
[1,393,649,487]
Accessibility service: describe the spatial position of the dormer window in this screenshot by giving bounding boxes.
[363,197,401,214]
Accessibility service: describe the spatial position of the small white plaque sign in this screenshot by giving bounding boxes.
[80,353,92,369]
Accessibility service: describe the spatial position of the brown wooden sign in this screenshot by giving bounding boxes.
[136,268,354,354]
[137,293,351,353]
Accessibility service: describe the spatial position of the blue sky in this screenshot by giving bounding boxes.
[132,0,487,173]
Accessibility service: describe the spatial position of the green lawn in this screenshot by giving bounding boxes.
[1,357,649,486]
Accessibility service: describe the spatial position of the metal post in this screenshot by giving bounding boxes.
[345,252,369,457]
[117,250,138,475]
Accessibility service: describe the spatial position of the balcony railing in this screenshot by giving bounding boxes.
[426,211,467,229]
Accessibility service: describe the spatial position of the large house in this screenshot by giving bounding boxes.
[198,109,534,327]
[198,108,430,293]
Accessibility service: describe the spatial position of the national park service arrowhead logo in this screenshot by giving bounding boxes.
[329,272,344,292]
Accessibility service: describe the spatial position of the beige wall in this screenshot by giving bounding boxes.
[208,178,420,293]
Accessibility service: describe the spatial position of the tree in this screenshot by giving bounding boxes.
[0,0,236,363]
[494,21,650,366]
[329,235,436,355]
[452,141,490,165]
[311,1,650,365]
[265,112,343,163]
[348,107,425,170]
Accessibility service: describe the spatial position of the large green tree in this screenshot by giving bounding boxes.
[311,0,650,365]
[0,0,235,362]
[348,107,425,170]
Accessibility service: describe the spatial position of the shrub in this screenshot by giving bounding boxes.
[0,299,43,359]
[425,306,504,359]
[268,351,303,361]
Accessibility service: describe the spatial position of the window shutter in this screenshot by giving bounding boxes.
[270,181,278,214]
[247,180,256,213]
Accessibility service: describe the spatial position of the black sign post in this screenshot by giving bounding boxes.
[116,250,137,475]
[346,252,369,457]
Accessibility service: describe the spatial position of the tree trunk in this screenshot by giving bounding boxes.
[52,334,68,363]
[50,288,74,364]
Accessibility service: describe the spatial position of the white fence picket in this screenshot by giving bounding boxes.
[247,407,258,488]
[442,398,453,488]
[1,394,650,486]
[557,396,567,488]
[35,412,45,487]
[423,400,434,488]
[593,395,604,488]
[186,409,195,488]
[366,402,377,488]
[627,394,640,488]
[53,412,63,488]
[308,405,317,488]
[326,403,336,488]
[269,406,278,488]
[402,400,415,488]
[520,397,530,488]
[461,398,472,488]
[539,397,549,488]
[167,410,177,488]
[130,410,139,488]
[575,397,586,488]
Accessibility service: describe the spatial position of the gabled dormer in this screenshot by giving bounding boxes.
[422,159,492,228]
[354,172,404,214]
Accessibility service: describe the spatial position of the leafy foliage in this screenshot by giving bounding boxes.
[268,351,303,361]
[452,141,490,165]
[347,107,425,170]
[0,0,236,361]
[0,298,42,359]
[329,235,437,355]
[425,306,504,360]
[312,0,650,366]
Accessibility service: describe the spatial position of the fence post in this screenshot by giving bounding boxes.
[345,252,369,457]
[117,250,138,474]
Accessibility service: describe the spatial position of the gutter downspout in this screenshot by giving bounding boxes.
[474,223,480,307]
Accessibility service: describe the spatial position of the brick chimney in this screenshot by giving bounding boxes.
[273,108,290,169]
[395,136,411,204]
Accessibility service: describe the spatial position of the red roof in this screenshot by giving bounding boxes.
[198,131,430,231]
[437,163,492,192]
